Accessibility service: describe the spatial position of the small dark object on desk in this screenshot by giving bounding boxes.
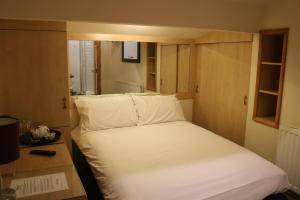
[20,129,61,146]
[30,150,56,156]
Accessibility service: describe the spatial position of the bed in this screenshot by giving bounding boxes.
[70,94,289,200]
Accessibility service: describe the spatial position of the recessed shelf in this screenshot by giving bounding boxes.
[254,116,276,127]
[261,34,284,63]
[147,43,157,91]
[261,62,281,66]
[259,90,279,96]
[253,28,288,129]
[147,87,156,91]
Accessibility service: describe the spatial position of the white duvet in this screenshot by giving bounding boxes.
[72,121,289,200]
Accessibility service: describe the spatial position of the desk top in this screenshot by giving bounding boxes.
[1,143,87,200]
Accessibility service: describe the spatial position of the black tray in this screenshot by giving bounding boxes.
[20,129,61,146]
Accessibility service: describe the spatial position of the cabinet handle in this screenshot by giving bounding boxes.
[62,97,67,110]
[244,96,248,105]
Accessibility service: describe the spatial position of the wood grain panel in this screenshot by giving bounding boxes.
[160,45,177,94]
[0,29,70,127]
[196,31,253,44]
[194,42,252,145]
[177,44,191,93]
[68,33,194,44]
[0,19,66,31]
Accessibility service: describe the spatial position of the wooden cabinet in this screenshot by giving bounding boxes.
[194,42,252,145]
[253,29,289,128]
[0,19,70,128]
[146,43,157,91]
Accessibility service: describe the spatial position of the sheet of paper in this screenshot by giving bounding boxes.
[10,172,69,198]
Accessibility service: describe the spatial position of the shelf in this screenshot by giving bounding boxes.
[254,116,277,128]
[148,72,156,75]
[259,90,279,96]
[147,87,156,91]
[261,34,284,63]
[147,43,157,92]
[253,28,288,129]
[261,62,281,66]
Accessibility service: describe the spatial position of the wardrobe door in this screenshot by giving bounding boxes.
[194,42,252,145]
[0,27,69,127]
[160,45,177,94]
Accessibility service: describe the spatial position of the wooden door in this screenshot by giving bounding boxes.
[194,42,252,145]
[160,45,177,94]
[0,29,70,127]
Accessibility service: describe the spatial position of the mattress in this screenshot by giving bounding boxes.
[72,121,289,200]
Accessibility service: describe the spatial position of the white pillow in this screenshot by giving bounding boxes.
[75,95,138,132]
[131,95,185,125]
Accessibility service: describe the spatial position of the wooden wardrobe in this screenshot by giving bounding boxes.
[193,32,253,145]
[0,19,70,148]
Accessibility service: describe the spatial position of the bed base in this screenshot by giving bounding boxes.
[72,140,104,200]
[71,140,287,200]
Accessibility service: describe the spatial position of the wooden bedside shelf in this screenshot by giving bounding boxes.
[0,143,87,200]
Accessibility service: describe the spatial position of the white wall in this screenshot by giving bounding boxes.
[0,0,265,32]
[101,41,147,94]
[244,0,300,162]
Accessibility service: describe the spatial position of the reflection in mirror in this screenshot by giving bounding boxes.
[68,40,191,96]
[160,45,177,94]
[69,40,96,95]
[68,40,148,95]
[159,44,191,94]
[177,45,191,93]
[146,43,157,91]
[122,42,141,63]
[101,41,146,94]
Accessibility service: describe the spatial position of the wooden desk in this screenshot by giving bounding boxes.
[1,143,87,200]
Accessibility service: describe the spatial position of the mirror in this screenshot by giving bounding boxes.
[68,40,192,96]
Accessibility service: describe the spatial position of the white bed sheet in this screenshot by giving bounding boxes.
[72,121,288,200]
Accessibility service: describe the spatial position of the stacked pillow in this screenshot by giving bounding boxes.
[75,94,185,132]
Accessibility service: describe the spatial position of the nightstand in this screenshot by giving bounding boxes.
[0,142,87,200]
